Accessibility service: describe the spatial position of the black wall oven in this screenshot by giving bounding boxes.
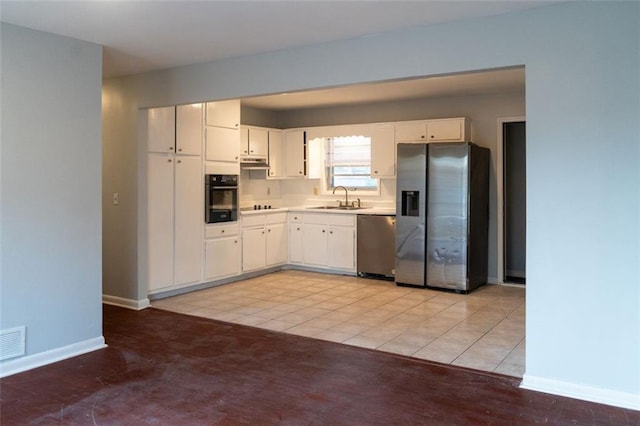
[205,174,238,223]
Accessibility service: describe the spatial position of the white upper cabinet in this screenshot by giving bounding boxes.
[284,129,306,177]
[205,100,240,129]
[395,118,471,143]
[267,130,284,178]
[240,126,269,157]
[395,122,427,142]
[147,106,176,153]
[205,100,241,163]
[176,103,203,155]
[370,123,395,178]
[205,126,240,163]
[426,118,470,142]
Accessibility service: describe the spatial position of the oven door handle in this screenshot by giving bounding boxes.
[210,186,238,190]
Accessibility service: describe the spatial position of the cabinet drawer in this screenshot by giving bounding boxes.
[265,212,287,224]
[289,212,303,223]
[327,214,355,227]
[303,213,328,225]
[241,214,266,227]
[206,223,239,238]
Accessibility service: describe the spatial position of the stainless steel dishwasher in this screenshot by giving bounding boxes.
[357,215,396,279]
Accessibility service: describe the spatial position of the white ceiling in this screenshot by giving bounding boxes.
[1,1,537,109]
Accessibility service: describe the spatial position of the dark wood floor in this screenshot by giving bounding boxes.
[1,305,637,425]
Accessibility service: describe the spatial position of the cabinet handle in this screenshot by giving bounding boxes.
[177,160,182,164]
[298,171,302,174]
[262,231,265,234]
[221,230,225,233]
[374,171,378,174]
[168,159,172,163]
[169,146,174,150]
[421,135,425,139]
[322,230,326,233]
[234,240,237,243]
[235,156,239,160]
[178,148,182,152]
[296,227,300,231]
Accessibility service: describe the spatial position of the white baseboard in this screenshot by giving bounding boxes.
[0,336,106,378]
[103,294,150,310]
[521,374,640,410]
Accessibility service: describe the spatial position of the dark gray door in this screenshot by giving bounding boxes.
[504,122,526,284]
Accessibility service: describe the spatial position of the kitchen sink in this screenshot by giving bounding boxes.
[306,206,371,211]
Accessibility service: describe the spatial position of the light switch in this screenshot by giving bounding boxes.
[113,192,119,206]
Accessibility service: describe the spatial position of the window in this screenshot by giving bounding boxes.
[324,135,377,191]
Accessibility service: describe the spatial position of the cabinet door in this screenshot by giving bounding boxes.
[242,227,266,272]
[266,223,287,266]
[205,237,240,280]
[205,100,240,129]
[147,106,175,153]
[248,128,269,157]
[205,126,239,162]
[174,156,203,286]
[395,122,427,142]
[328,226,355,271]
[147,154,175,291]
[176,103,203,155]
[268,130,284,178]
[285,130,306,177]
[426,119,465,142]
[288,223,304,263]
[370,123,395,178]
[302,224,327,266]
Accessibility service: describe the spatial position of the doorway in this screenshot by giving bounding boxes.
[503,121,526,284]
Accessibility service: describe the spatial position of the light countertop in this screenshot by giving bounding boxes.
[239,206,395,216]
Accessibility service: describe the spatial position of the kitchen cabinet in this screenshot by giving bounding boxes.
[426,118,470,142]
[148,104,202,155]
[205,126,239,163]
[176,103,203,155]
[147,154,202,292]
[395,121,427,142]
[284,129,306,177]
[205,100,240,129]
[267,130,284,178]
[297,213,356,272]
[147,106,175,153]
[241,212,288,272]
[240,126,269,157]
[395,118,471,143]
[370,123,395,178]
[204,223,240,280]
[205,99,240,163]
[288,213,303,264]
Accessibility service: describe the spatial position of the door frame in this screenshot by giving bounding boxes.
[496,116,526,285]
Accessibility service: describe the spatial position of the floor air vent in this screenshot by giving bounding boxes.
[0,326,26,361]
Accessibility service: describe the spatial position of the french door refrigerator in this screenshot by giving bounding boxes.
[395,142,490,293]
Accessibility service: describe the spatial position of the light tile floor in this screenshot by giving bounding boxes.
[152,270,526,377]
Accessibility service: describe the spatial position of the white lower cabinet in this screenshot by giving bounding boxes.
[204,223,240,281]
[288,222,304,264]
[296,213,356,272]
[241,212,288,272]
[205,237,240,280]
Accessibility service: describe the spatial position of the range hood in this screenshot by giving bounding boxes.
[240,156,270,170]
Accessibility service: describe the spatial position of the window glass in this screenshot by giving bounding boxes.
[325,136,377,191]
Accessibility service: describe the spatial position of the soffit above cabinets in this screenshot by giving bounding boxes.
[241,67,525,111]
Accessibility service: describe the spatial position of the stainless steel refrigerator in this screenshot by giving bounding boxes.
[395,142,490,293]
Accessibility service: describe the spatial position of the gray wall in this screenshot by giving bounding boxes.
[0,24,103,363]
[101,2,639,405]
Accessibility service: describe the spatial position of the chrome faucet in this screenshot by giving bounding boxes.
[333,185,349,207]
